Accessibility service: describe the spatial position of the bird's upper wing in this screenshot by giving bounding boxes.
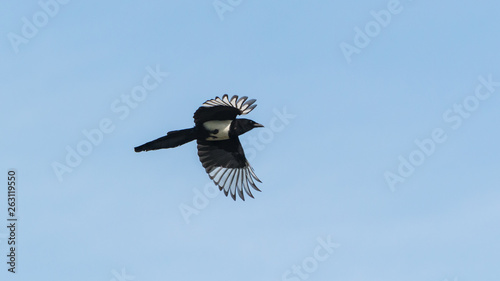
[197,138,261,200]
[193,95,257,125]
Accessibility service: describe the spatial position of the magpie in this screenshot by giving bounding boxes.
[134,95,264,201]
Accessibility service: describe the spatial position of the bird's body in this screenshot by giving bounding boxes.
[202,120,232,140]
[135,95,263,200]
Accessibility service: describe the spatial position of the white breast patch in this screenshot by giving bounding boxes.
[203,120,232,140]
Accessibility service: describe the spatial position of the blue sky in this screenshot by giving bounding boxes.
[1,1,500,280]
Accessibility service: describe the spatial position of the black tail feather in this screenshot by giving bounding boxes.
[134,128,196,152]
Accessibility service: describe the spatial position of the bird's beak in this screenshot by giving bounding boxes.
[254,123,264,128]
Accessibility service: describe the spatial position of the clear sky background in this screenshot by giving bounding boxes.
[1,1,500,280]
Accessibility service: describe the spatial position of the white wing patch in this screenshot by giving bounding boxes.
[201,95,257,115]
[208,164,261,200]
[203,120,232,140]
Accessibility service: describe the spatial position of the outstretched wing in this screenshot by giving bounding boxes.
[193,95,257,125]
[197,138,261,201]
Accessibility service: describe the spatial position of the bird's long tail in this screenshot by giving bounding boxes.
[134,128,196,152]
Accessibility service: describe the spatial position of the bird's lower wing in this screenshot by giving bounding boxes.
[197,138,261,200]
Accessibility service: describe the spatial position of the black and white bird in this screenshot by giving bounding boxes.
[134,95,263,200]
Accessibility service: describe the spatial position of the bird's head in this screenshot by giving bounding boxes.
[232,118,264,136]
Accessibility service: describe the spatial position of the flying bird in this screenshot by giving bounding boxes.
[134,95,264,200]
